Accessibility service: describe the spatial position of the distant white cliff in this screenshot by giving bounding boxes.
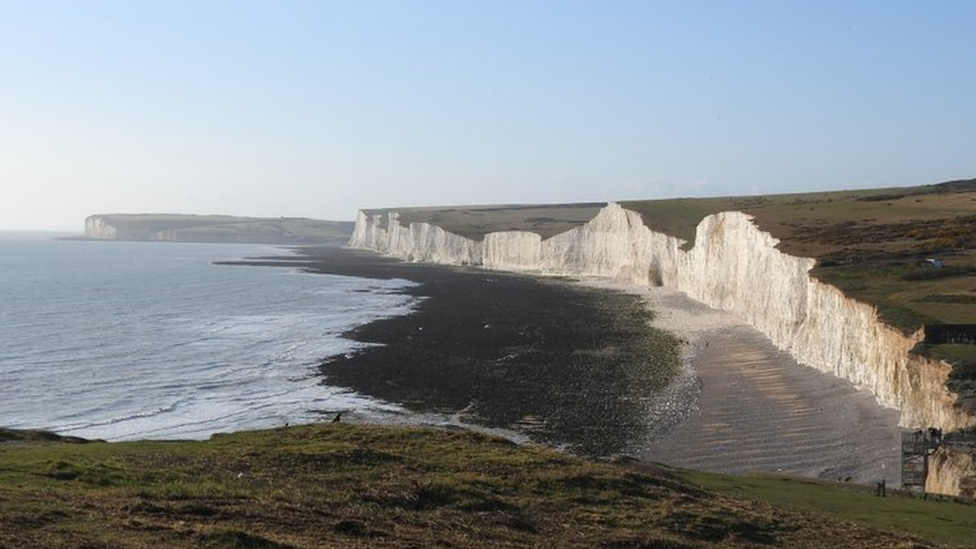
[83,214,353,244]
[349,203,973,432]
[84,216,121,239]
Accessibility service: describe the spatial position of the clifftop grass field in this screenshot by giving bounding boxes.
[2,424,973,549]
[362,202,607,241]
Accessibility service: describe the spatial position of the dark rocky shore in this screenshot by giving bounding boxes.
[223,246,681,457]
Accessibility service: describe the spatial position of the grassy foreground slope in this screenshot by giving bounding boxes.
[1,424,970,549]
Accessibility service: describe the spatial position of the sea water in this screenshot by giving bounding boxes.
[0,233,417,440]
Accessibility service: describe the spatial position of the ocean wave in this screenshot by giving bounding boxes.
[0,239,418,441]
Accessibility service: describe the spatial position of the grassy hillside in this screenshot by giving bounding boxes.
[87,214,354,245]
[621,179,976,254]
[1,424,970,549]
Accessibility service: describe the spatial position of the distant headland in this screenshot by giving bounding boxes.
[82,213,353,245]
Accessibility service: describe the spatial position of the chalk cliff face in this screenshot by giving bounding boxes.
[351,212,481,265]
[349,203,973,432]
[84,216,120,239]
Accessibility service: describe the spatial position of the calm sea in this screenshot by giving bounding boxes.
[0,233,416,440]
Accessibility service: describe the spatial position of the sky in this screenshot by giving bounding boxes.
[1,1,974,230]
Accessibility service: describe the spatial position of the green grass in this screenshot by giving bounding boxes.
[0,424,966,548]
[811,256,976,336]
[682,470,976,548]
[366,203,606,240]
[924,344,976,381]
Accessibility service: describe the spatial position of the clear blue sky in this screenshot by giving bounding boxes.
[2,1,974,230]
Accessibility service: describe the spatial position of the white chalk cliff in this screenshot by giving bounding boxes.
[84,216,120,239]
[349,203,974,432]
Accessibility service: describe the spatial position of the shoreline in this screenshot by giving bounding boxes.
[585,278,903,484]
[240,246,685,457]
[239,246,903,483]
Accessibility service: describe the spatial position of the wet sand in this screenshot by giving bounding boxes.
[591,281,903,485]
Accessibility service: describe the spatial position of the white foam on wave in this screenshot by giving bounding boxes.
[0,240,419,440]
